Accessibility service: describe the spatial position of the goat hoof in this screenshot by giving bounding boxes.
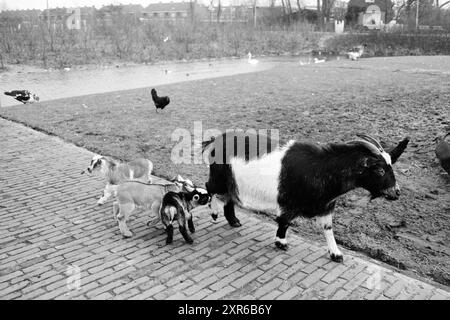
[122,231,133,238]
[227,219,241,228]
[185,238,194,244]
[330,253,343,263]
[211,213,218,221]
[189,227,195,233]
[166,239,173,245]
[275,241,288,251]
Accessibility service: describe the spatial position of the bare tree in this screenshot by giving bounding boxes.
[317,0,322,27]
[322,0,336,22]
[189,0,196,24]
[217,0,222,23]
[281,0,287,15]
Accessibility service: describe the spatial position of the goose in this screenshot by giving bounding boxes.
[247,52,259,65]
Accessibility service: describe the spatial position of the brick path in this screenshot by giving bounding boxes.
[0,118,449,300]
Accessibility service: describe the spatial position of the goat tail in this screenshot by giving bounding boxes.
[201,136,216,153]
[147,159,154,175]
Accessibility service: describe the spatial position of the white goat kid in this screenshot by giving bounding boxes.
[82,155,153,205]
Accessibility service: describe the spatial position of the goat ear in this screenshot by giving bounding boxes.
[388,137,410,164]
[183,183,194,192]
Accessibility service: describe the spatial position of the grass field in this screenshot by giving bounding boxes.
[1,56,449,286]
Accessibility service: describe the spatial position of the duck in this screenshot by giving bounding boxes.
[313,57,326,64]
[4,90,39,104]
[247,52,259,65]
[347,44,367,61]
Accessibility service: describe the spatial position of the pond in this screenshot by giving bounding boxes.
[0,57,286,107]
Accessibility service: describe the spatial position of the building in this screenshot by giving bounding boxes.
[141,1,208,21]
[208,5,253,23]
[142,1,266,24]
[346,0,394,29]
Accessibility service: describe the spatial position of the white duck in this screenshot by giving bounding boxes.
[347,44,367,61]
[247,52,259,65]
[314,57,326,64]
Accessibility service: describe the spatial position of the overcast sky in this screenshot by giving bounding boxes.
[0,0,280,11]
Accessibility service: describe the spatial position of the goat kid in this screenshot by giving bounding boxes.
[160,186,210,245]
[203,132,409,262]
[82,155,153,205]
[112,176,207,238]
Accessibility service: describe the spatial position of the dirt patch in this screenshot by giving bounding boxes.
[1,56,449,286]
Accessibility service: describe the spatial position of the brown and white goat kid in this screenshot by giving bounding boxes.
[82,155,153,205]
[160,186,210,245]
[203,132,409,262]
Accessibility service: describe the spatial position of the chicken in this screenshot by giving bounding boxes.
[435,133,450,174]
[151,88,170,113]
[4,90,39,104]
[347,44,367,61]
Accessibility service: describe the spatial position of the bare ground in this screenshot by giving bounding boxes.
[1,56,449,286]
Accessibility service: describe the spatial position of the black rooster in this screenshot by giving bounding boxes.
[4,90,39,104]
[151,88,170,113]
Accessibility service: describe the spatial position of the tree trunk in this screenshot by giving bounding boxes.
[281,0,287,15]
[217,0,222,23]
[317,0,322,28]
[253,0,257,28]
[190,0,196,24]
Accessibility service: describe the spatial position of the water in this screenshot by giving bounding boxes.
[0,58,279,107]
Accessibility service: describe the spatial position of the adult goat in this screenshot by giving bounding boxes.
[202,131,409,262]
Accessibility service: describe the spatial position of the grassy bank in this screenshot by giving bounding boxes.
[1,56,449,286]
[325,31,450,57]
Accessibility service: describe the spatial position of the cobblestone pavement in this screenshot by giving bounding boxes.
[0,118,449,300]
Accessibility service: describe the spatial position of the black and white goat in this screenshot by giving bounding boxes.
[202,132,409,262]
[81,155,153,205]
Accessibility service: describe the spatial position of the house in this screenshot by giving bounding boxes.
[97,4,144,24]
[141,1,208,21]
[346,0,394,29]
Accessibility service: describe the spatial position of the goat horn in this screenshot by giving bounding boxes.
[346,140,382,156]
[356,134,384,151]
